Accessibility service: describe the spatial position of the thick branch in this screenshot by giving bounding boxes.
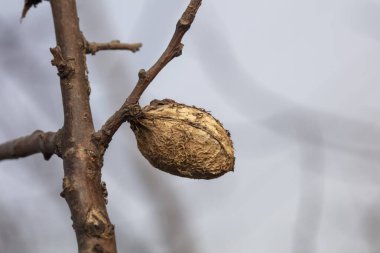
[85,40,142,55]
[50,0,116,252]
[95,0,202,151]
[0,130,59,161]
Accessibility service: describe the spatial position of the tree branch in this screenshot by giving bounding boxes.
[0,130,60,161]
[85,40,142,55]
[93,104,142,155]
[127,0,202,104]
[95,0,202,152]
[21,0,42,19]
[50,0,116,252]
[9,1,202,252]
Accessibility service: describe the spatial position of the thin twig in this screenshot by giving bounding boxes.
[0,130,60,161]
[95,0,202,151]
[85,40,142,55]
[127,0,202,104]
[21,0,42,19]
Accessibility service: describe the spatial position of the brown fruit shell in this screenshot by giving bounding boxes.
[129,99,235,179]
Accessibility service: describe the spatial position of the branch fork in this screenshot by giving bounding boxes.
[95,0,202,152]
[1,0,203,252]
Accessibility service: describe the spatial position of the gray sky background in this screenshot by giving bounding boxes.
[1,0,380,252]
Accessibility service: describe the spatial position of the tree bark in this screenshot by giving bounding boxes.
[49,0,116,252]
[0,0,203,252]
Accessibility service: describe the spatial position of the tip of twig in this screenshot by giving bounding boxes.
[132,43,143,53]
[21,0,42,20]
[43,153,53,160]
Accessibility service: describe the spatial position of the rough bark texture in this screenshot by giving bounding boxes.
[49,0,116,252]
[0,0,203,252]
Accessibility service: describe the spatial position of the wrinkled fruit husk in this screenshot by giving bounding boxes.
[128,99,235,179]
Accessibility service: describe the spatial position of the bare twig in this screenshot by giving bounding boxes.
[21,0,42,19]
[96,0,202,150]
[85,40,142,55]
[93,103,142,155]
[0,130,59,161]
[127,0,202,104]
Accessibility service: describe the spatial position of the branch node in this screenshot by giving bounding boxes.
[95,0,202,156]
[50,46,75,78]
[60,176,71,198]
[138,69,147,79]
[125,104,142,122]
[124,0,202,105]
[178,19,191,29]
[173,43,184,58]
